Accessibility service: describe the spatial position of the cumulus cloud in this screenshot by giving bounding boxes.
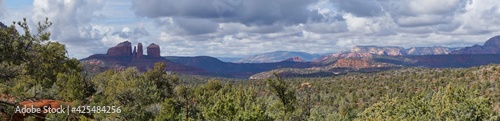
[132,0,324,26]
[32,0,106,41]
[112,26,149,40]
[173,17,220,35]
[133,0,500,57]
[0,0,4,17]
[334,0,384,17]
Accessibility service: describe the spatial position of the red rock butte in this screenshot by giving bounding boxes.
[107,41,132,56]
[147,43,161,57]
[106,41,161,58]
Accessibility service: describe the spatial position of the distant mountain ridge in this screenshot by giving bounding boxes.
[351,46,458,56]
[451,36,500,54]
[164,56,313,78]
[314,45,460,62]
[80,35,500,79]
[216,57,243,62]
[235,51,321,63]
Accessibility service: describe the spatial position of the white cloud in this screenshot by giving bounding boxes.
[32,0,106,41]
[0,0,4,17]
[343,13,396,35]
[409,0,464,15]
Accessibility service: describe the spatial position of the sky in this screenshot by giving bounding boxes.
[1,0,500,59]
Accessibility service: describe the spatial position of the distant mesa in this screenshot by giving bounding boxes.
[106,41,161,58]
[107,41,132,56]
[451,36,500,54]
[351,46,405,56]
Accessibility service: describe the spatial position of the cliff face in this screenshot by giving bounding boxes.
[107,41,132,56]
[451,36,500,54]
[147,43,161,57]
[406,47,453,55]
[137,43,143,58]
[351,46,454,56]
[107,42,160,58]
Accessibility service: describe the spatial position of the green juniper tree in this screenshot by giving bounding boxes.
[266,73,296,120]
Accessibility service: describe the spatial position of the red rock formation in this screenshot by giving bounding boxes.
[351,46,404,56]
[147,43,161,57]
[133,46,137,57]
[406,47,452,55]
[107,41,132,56]
[137,43,143,58]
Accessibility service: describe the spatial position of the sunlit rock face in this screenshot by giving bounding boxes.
[406,47,452,55]
[351,46,405,56]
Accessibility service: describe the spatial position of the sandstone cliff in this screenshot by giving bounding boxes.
[406,47,453,55]
[147,43,161,57]
[351,46,405,56]
[107,41,132,56]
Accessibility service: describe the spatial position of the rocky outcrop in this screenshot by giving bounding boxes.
[147,43,161,57]
[352,46,405,56]
[107,41,132,56]
[451,36,500,54]
[406,47,453,55]
[331,52,373,58]
[283,56,305,62]
[107,41,149,58]
[330,45,451,58]
[137,43,143,58]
